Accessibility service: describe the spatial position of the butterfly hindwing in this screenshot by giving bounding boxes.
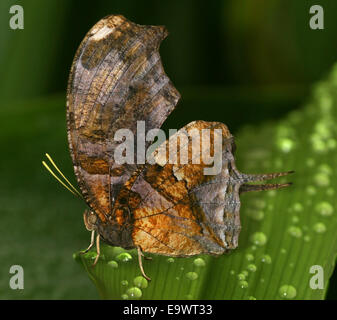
[116,121,241,256]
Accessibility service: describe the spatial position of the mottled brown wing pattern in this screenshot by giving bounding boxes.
[66,15,292,278]
[67,15,180,223]
[112,121,240,256]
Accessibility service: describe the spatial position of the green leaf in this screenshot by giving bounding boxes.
[75,64,337,300]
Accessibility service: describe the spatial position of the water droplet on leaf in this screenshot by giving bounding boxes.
[250,232,267,246]
[193,258,206,267]
[121,280,128,286]
[116,252,132,262]
[247,264,257,272]
[186,272,198,281]
[277,138,294,153]
[245,253,254,262]
[279,285,297,299]
[261,254,272,264]
[287,226,303,238]
[238,280,248,289]
[107,260,118,268]
[126,287,142,299]
[133,276,148,289]
[314,173,330,187]
[315,202,333,217]
[313,222,327,234]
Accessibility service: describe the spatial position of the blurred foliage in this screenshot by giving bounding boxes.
[1,0,337,102]
[1,0,337,299]
[0,95,96,299]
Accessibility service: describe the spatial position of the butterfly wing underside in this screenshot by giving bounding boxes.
[116,121,242,256]
[66,15,180,223]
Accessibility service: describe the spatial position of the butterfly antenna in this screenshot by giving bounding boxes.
[242,170,294,183]
[240,182,292,194]
[42,153,83,198]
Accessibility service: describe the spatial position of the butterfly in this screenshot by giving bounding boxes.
[44,15,293,281]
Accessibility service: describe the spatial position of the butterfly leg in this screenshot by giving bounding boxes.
[139,249,152,261]
[92,234,101,267]
[137,245,152,260]
[137,246,151,281]
[80,230,95,254]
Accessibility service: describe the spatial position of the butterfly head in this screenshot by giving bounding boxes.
[83,209,98,231]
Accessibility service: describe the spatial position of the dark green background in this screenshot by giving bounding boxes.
[1,0,337,299]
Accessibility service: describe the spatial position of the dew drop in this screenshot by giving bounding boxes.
[248,296,257,300]
[167,258,175,263]
[242,270,249,277]
[281,248,287,254]
[121,280,128,286]
[315,122,331,139]
[186,272,198,281]
[193,258,206,267]
[133,276,148,289]
[287,225,303,238]
[247,210,264,221]
[291,216,299,224]
[311,136,326,153]
[238,280,248,289]
[268,190,276,197]
[237,273,246,281]
[121,294,128,300]
[126,287,142,299]
[230,270,235,276]
[304,235,311,242]
[116,252,132,262]
[245,253,254,262]
[293,203,303,212]
[111,247,125,257]
[306,186,316,195]
[261,254,272,264]
[313,222,327,234]
[250,232,267,246]
[107,260,118,268]
[314,173,330,187]
[315,202,333,217]
[318,164,332,175]
[253,199,266,209]
[279,285,297,299]
[277,138,294,153]
[247,264,257,273]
